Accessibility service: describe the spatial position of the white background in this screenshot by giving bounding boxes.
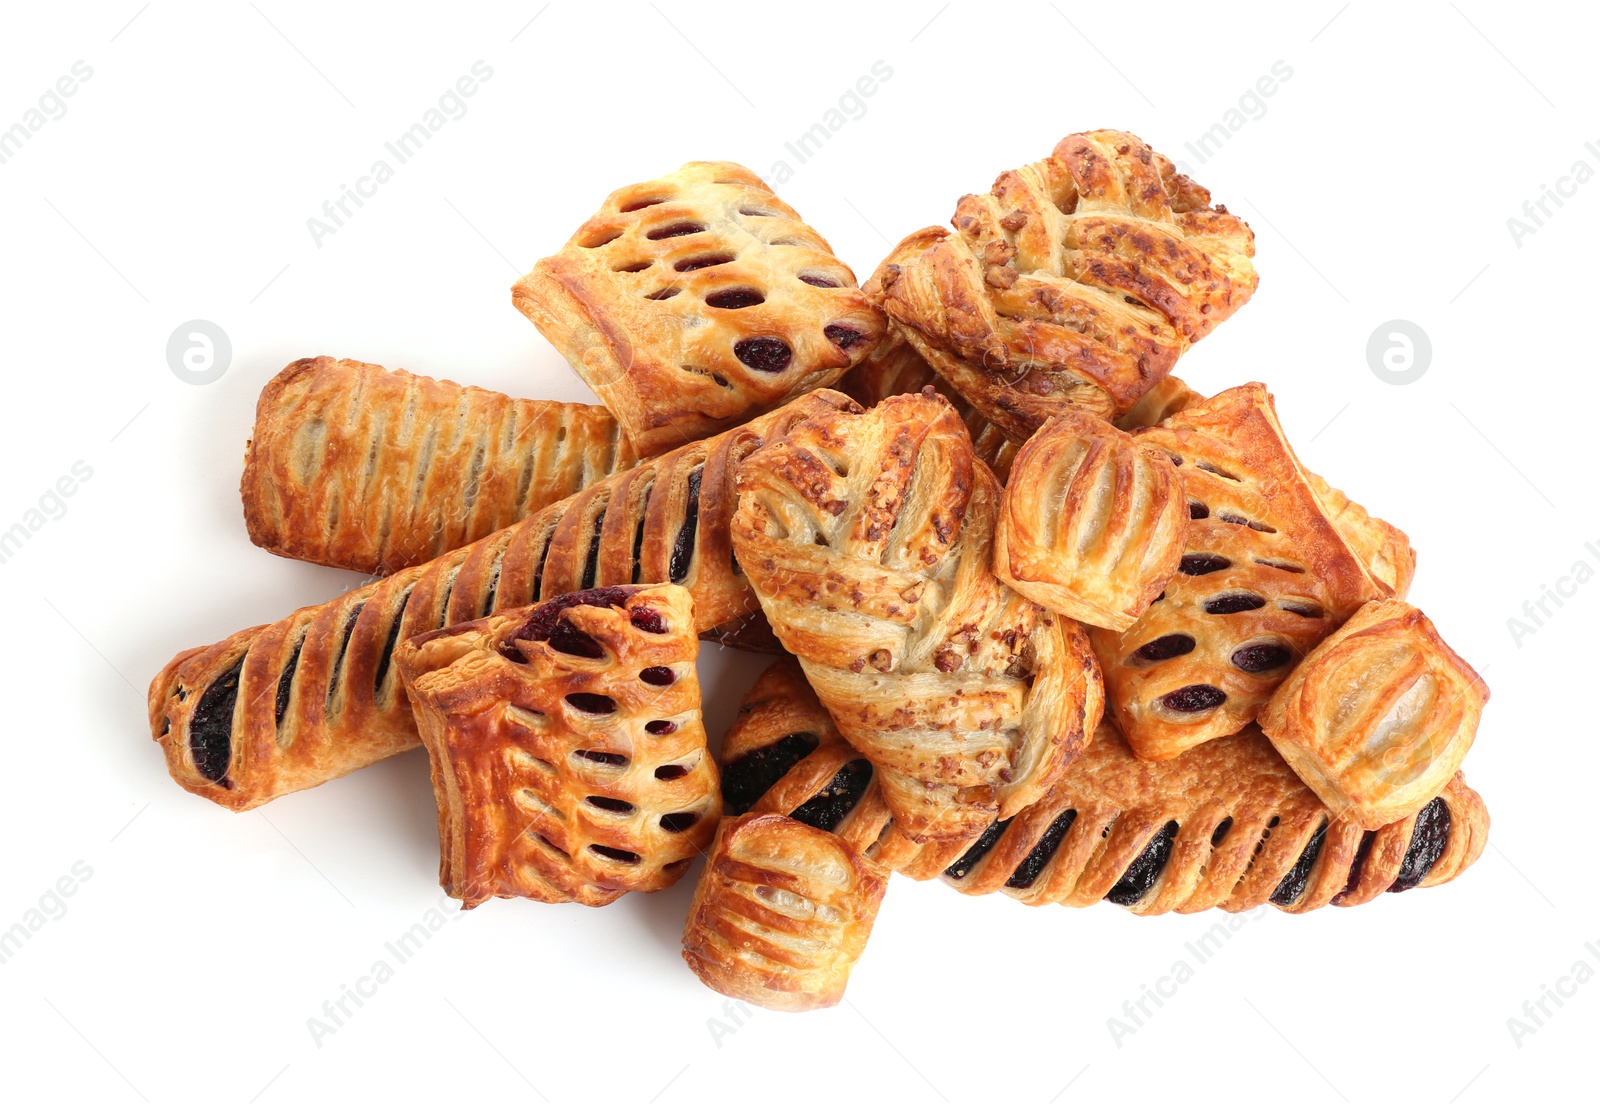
[1,2,1594,1104]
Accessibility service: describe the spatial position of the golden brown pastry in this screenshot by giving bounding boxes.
[1258,599,1487,830]
[1305,472,1417,599]
[148,391,856,812]
[866,131,1256,440]
[397,585,719,907]
[241,357,637,576]
[996,409,1186,630]
[897,722,1488,914]
[1112,374,1203,432]
[513,161,885,456]
[731,389,1104,842]
[682,812,888,1011]
[1090,383,1384,761]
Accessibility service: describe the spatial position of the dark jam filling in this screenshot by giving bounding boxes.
[1390,798,1451,893]
[1210,817,1234,847]
[733,337,793,373]
[798,273,841,288]
[668,468,703,584]
[1188,501,1210,520]
[720,732,820,814]
[823,324,867,350]
[502,586,639,660]
[631,607,667,634]
[190,656,244,785]
[565,693,618,714]
[580,512,605,590]
[1270,825,1327,906]
[1160,684,1227,713]
[1179,553,1231,576]
[585,795,635,813]
[705,288,765,309]
[574,750,628,767]
[589,844,641,864]
[789,759,874,833]
[1338,830,1378,900]
[1105,821,1180,906]
[1006,809,1078,889]
[547,620,606,659]
[1231,643,1294,673]
[646,221,705,239]
[639,666,675,686]
[373,596,410,694]
[645,720,677,735]
[1133,634,1195,662]
[659,812,700,833]
[274,638,303,730]
[675,253,734,272]
[943,817,1013,881]
[1205,592,1267,615]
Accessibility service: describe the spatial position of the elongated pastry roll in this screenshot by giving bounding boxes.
[398,585,719,907]
[731,389,1104,842]
[242,357,637,575]
[148,391,856,811]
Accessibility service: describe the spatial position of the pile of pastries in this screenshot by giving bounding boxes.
[150,130,1490,1013]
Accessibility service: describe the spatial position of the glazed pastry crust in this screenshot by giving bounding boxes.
[682,813,888,1012]
[1305,472,1416,599]
[513,161,885,457]
[732,389,1104,842]
[996,408,1186,631]
[1090,383,1383,760]
[397,585,719,907]
[241,357,636,576]
[1259,599,1488,829]
[890,723,1489,914]
[867,131,1256,440]
[149,391,856,811]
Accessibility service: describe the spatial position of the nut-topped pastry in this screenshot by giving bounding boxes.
[514,161,885,456]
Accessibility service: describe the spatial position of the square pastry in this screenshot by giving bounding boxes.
[395,584,720,907]
[1259,599,1488,829]
[513,161,885,456]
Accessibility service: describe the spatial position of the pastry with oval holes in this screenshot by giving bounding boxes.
[682,812,888,1011]
[1259,599,1488,830]
[148,390,856,812]
[732,389,1104,843]
[242,357,638,576]
[395,584,719,907]
[996,408,1187,631]
[893,721,1488,914]
[866,130,1256,439]
[1089,382,1384,761]
[513,161,886,457]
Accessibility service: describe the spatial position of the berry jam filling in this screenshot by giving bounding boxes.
[274,638,303,729]
[789,759,873,833]
[374,598,409,693]
[944,817,1013,881]
[733,337,793,373]
[1179,553,1231,576]
[1337,830,1378,901]
[1160,685,1227,713]
[630,607,667,634]
[1390,797,1451,893]
[1133,634,1195,662]
[1210,817,1234,847]
[659,812,701,833]
[565,693,618,715]
[669,468,703,584]
[705,288,765,309]
[504,587,640,660]
[824,324,867,349]
[574,750,628,767]
[547,620,606,660]
[1231,643,1294,673]
[639,666,675,686]
[190,655,243,785]
[1006,809,1078,889]
[1105,821,1179,905]
[585,795,635,814]
[720,732,820,814]
[1279,600,1323,619]
[1270,825,1327,906]
[798,273,841,287]
[1188,501,1210,519]
[654,763,688,780]
[647,221,705,240]
[675,253,735,272]
[580,512,605,591]
[589,845,641,864]
[1206,592,1267,614]
[645,720,677,735]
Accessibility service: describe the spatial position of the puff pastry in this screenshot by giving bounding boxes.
[731,389,1104,842]
[897,722,1488,914]
[513,161,886,456]
[148,391,857,811]
[1259,599,1488,829]
[242,357,636,576]
[397,585,719,906]
[866,131,1256,440]
[682,812,888,1011]
[996,408,1187,630]
[1090,383,1384,760]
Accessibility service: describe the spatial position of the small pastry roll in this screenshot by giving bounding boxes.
[996,409,1186,631]
[682,812,888,1011]
[1258,599,1488,830]
[242,357,636,575]
[397,585,719,907]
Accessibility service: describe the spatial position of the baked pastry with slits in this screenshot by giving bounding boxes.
[1090,383,1384,761]
[898,722,1488,914]
[148,391,855,811]
[242,357,636,576]
[996,408,1187,630]
[731,389,1104,842]
[866,131,1256,440]
[397,585,718,907]
[513,161,885,456]
[1259,599,1488,829]
[682,812,888,1011]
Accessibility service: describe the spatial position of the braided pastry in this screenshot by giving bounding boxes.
[866,131,1256,440]
[513,160,885,456]
[1260,599,1488,829]
[682,812,888,1011]
[1090,383,1384,761]
[148,391,855,811]
[731,389,1104,842]
[996,408,1187,631]
[892,722,1487,914]
[242,357,636,576]
[397,585,719,907]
